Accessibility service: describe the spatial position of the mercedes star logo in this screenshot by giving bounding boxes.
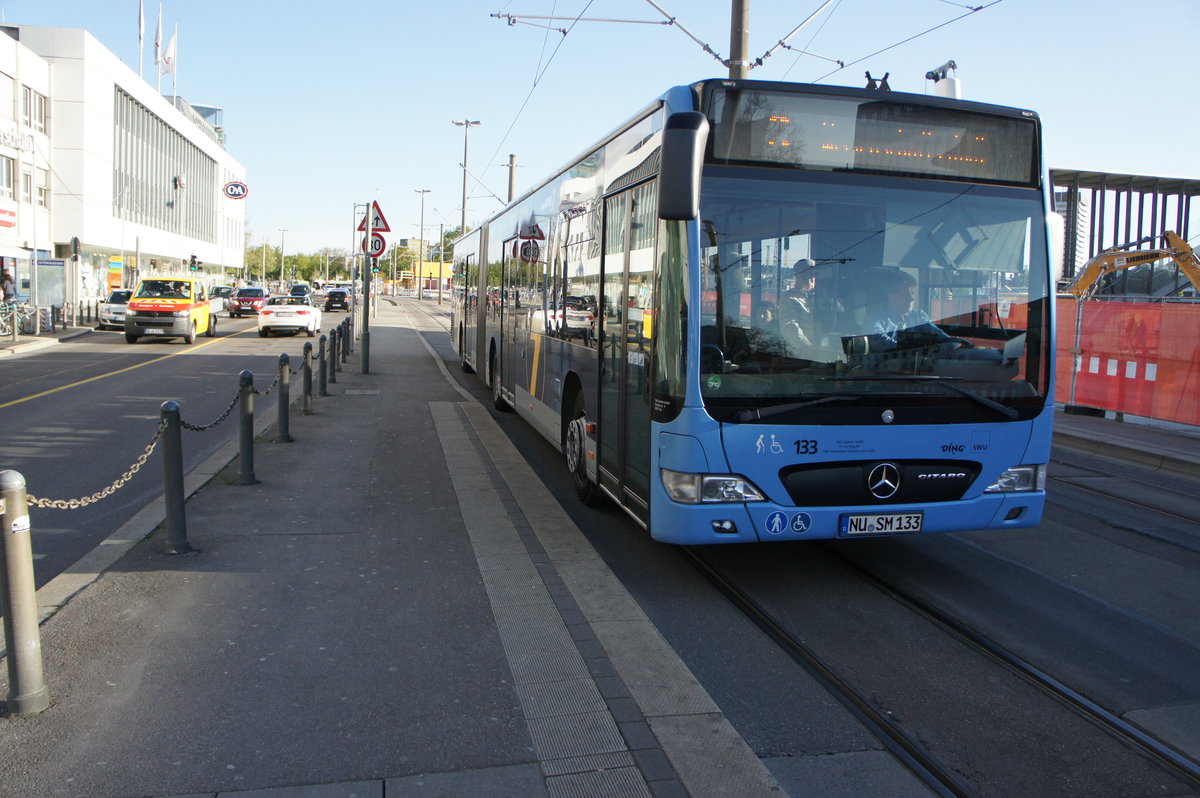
[868,463,901,499]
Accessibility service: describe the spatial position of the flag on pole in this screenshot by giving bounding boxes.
[138,0,145,77]
[161,29,176,74]
[154,5,162,66]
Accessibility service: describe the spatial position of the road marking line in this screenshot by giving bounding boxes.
[0,332,245,410]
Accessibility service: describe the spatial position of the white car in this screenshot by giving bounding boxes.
[210,285,236,312]
[97,288,133,330]
[257,295,321,337]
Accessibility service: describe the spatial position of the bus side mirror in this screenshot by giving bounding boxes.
[658,111,709,221]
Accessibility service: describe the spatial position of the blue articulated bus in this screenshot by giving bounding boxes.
[452,78,1054,544]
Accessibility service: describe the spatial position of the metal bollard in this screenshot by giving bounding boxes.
[275,353,293,443]
[160,401,195,555]
[317,335,328,397]
[341,320,350,363]
[0,469,51,715]
[329,327,338,382]
[302,342,313,415]
[236,370,258,485]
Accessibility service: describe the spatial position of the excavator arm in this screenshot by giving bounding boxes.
[1161,231,1200,296]
[1064,231,1200,297]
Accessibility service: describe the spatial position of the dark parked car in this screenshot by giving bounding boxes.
[323,288,350,311]
[230,287,268,317]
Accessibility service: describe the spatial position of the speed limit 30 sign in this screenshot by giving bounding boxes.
[361,233,387,257]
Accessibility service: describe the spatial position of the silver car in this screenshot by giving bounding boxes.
[97,289,132,330]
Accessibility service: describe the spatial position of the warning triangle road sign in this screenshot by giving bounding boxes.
[356,201,391,233]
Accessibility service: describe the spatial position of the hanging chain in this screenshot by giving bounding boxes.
[27,419,168,509]
[251,374,281,396]
[181,386,245,432]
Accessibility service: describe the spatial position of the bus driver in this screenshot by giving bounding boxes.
[869,270,957,351]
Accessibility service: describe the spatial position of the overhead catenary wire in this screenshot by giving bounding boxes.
[813,0,1004,83]
[474,2,596,219]
[751,0,837,69]
[641,0,727,67]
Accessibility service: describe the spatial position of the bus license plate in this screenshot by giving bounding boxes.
[840,512,923,535]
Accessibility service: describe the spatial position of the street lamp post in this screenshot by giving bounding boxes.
[415,189,430,299]
[278,228,287,290]
[451,120,480,233]
[438,222,445,305]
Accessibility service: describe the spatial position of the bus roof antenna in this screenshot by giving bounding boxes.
[925,60,957,81]
[925,60,961,98]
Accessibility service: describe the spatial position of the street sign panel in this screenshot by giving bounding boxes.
[361,233,387,257]
[356,201,391,233]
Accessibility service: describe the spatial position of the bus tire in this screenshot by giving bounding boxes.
[460,326,475,373]
[490,350,510,411]
[566,392,600,506]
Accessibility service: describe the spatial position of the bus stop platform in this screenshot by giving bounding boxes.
[1,298,1196,798]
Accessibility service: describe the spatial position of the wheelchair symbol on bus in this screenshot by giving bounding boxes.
[755,434,784,454]
[765,511,812,536]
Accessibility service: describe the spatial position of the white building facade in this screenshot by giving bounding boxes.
[0,28,51,301]
[4,25,245,306]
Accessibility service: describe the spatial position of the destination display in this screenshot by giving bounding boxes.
[706,87,1038,186]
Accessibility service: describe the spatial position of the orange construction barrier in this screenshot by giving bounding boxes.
[1056,297,1200,426]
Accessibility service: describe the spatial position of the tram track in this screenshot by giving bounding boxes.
[1049,455,1200,525]
[1047,453,1200,555]
[832,551,1200,791]
[679,546,975,798]
[681,544,1200,797]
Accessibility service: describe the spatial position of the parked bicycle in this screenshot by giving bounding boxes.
[0,300,35,338]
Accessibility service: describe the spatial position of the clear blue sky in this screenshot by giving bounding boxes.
[5,0,1199,256]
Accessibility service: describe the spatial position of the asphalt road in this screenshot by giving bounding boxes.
[0,313,338,587]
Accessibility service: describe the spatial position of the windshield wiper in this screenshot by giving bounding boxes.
[832,375,1018,419]
[735,394,861,422]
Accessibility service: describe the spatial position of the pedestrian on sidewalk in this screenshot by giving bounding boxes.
[1,267,14,300]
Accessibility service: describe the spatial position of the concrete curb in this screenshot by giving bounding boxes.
[1052,429,1200,483]
[0,326,92,357]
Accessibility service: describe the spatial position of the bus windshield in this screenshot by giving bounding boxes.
[697,171,1051,422]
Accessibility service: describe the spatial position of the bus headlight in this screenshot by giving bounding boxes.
[661,469,766,503]
[984,464,1046,493]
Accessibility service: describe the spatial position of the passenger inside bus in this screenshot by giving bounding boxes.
[777,259,818,352]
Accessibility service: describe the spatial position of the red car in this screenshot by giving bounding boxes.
[230,287,268,317]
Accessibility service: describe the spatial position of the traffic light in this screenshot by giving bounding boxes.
[189,254,198,271]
